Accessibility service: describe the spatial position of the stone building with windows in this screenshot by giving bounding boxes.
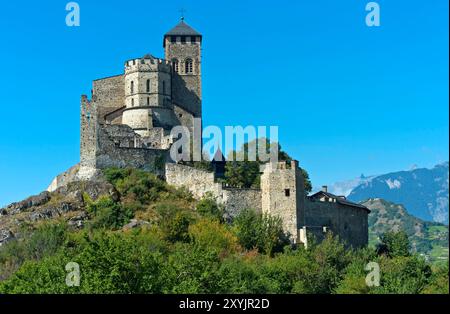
[47,19,369,248]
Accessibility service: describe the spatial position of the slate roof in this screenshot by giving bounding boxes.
[308,191,370,212]
[165,20,202,37]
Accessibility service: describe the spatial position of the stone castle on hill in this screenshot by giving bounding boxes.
[47,19,369,248]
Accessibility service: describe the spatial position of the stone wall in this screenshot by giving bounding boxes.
[164,38,202,118]
[96,124,168,175]
[261,161,305,242]
[47,164,80,192]
[222,188,262,218]
[92,75,125,121]
[165,163,222,199]
[165,163,262,218]
[79,95,98,178]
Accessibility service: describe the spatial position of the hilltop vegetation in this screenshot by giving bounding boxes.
[364,198,449,266]
[0,168,447,294]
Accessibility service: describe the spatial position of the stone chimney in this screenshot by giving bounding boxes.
[321,185,328,193]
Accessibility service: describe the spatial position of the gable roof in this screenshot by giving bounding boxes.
[309,191,370,212]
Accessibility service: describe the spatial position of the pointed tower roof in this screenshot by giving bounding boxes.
[163,19,202,47]
[165,19,201,37]
[212,148,226,163]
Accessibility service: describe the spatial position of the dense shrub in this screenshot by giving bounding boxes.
[86,195,133,230]
[233,209,289,256]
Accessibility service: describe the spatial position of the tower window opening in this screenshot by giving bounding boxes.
[131,98,134,106]
[181,36,186,44]
[147,97,149,105]
[173,59,179,73]
[130,81,134,94]
[171,36,176,43]
[146,79,150,92]
[185,58,193,74]
[285,189,290,197]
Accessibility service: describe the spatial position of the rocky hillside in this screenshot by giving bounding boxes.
[339,162,449,224]
[363,198,449,265]
[0,177,119,247]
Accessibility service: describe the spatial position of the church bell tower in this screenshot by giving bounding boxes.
[164,18,202,118]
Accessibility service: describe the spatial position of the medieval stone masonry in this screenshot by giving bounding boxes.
[47,19,369,248]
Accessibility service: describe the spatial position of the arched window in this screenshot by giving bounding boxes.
[185,58,193,74]
[146,79,150,92]
[162,81,166,94]
[130,81,134,94]
[172,59,179,73]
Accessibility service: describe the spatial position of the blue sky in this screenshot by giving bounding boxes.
[0,0,448,206]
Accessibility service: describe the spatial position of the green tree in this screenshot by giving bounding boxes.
[233,209,289,256]
[86,195,133,230]
[224,138,312,192]
[196,193,224,221]
[377,230,411,258]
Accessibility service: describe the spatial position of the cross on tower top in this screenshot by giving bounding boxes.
[179,8,186,21]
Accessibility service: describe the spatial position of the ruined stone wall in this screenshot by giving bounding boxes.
[92,75,125,121]
[222,188,262,218]
[304,199,369,248]
[165,163,222,199]
[96,124,168,175]
[47,164,80,192]
[165,164,262,218]
[79,95,98,179]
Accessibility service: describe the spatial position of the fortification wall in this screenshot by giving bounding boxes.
[93,75,124,121]
[304,199,368,248]
[165,163,222,199]
[79,95,98,179]
[165,164,262,219]
[96,124,168,175]
[222,188,262,218]
[47,164,80,192]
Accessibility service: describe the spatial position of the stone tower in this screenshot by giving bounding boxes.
[122,55,172,137]
[260,160,306,243]
[164,19,202,118]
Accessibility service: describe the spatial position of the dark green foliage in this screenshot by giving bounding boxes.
[103,168,168,204]
[155,201,192,243]
[196,193,224,222]
[233,209,289,256]
[86,196,133,230]
[223,138,312,192]
[377,230,411,258]
[0,222,68,281]
[0,169,447,294]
